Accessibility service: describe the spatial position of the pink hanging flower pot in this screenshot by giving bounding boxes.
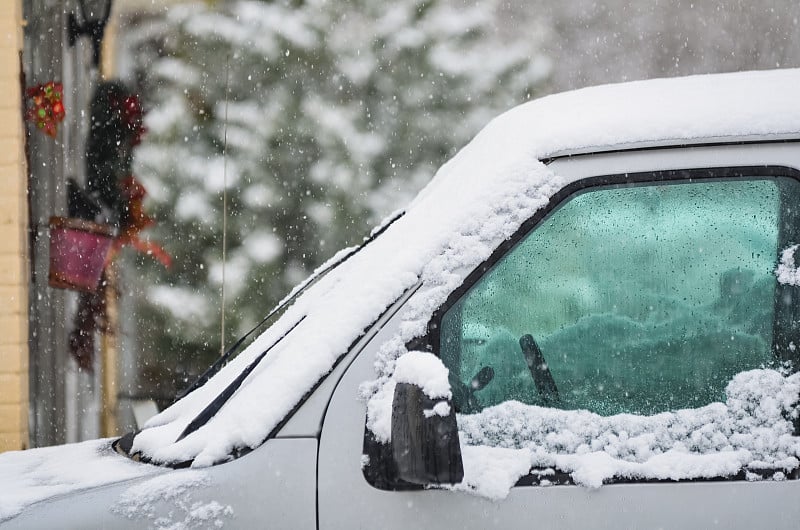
[48,216,116,292]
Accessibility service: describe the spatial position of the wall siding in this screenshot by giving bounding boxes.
[0,0,29,453]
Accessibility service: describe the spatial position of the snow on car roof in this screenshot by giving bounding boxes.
[129,68,800,467]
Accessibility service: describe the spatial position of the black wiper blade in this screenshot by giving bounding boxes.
[176,321,272,402]
[175,316,306,443]
[175,209,405,402]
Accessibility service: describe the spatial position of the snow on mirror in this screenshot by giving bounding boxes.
[429,176,800,495]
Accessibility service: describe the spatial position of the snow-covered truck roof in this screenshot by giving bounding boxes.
[2,68,800,519]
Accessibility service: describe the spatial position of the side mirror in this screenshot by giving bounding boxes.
[391,382,464,485]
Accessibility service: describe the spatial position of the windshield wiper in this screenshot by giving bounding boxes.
[519,334,560,406]
[175,316,306,442]
[175,209,405,401]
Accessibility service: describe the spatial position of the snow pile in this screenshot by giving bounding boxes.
[113,470,234,529]
[453,445,534,500]
[393,351,452,399]
[0,439,162,522]
[453,369,800,493]
[127,69,800,467]
[367,352,455,441]
[776,244,800,286]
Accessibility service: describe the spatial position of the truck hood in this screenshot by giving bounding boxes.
[0,439,162,522]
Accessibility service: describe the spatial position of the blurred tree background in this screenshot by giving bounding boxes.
[118,0,800,401]
[502,0,800,90]
[122,0,550,398]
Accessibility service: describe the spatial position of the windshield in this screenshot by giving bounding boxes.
[176,210,404,401]
[113,209,406,463]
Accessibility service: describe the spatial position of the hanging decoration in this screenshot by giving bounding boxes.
[49,82,167,294]
[107,175,171,268]
[25,81,66,138]
[70,282,108,371]
[48,216,116,292]
[47,80,169,371]
[117,94,146,146]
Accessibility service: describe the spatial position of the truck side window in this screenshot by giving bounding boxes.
[440,176,800,416]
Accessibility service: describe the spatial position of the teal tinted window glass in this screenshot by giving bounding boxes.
[440,177,799,416]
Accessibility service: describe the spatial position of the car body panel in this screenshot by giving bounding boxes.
[1,438,316,529]
[319,306,800,529]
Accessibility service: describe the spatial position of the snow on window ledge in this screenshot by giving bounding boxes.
[776,244,800,285]
[450,368,800,498]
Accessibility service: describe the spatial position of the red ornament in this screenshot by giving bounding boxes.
[26,81,66,138]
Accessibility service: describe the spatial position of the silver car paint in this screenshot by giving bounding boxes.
[2,439,316,529]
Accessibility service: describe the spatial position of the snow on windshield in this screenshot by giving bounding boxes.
[127,69,800,474]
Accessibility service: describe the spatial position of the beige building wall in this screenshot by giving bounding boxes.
[0,0,29,453]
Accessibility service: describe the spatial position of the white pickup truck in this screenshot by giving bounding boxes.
[3,69,800,529]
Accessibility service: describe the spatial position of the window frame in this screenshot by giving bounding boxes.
[364,164,800,490]
[416,165,800,375]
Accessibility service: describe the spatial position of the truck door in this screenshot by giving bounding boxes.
[318,167,800,529]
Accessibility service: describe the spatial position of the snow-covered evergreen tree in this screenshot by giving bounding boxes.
[126,0,549,390]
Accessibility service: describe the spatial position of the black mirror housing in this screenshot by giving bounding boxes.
[391,382,464,485]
